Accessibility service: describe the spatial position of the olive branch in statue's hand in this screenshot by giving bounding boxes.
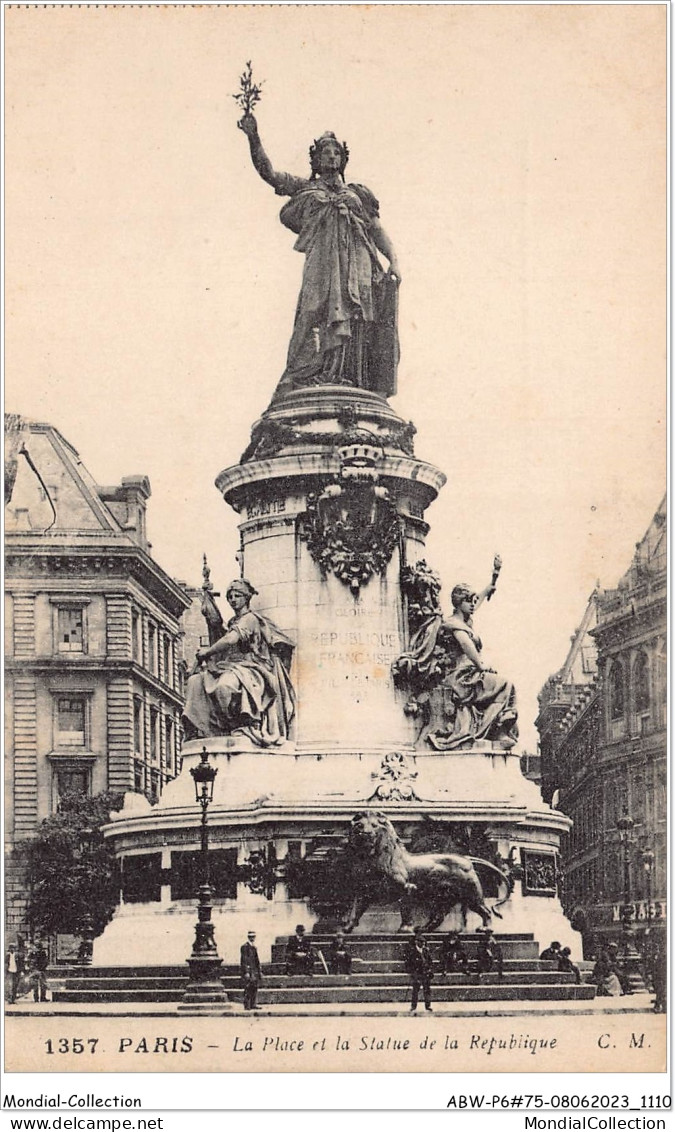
[233,61,264,122]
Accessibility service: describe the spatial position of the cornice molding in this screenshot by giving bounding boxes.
[5,544,190,617]
[5,658,185,708]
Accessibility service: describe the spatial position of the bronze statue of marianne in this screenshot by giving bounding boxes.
[238,113,401,400]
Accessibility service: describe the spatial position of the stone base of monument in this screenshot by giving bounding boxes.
[98,739,579,967]
[50,934,596,1007]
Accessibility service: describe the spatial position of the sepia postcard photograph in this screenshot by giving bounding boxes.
[3,0,668,1101]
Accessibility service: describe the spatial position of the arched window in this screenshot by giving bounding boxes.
[632,773,645,824]
[609,660,625,719]
[654,639,666,706]
[633,652,651,714]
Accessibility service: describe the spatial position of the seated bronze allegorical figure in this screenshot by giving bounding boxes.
[393,556,518,750]
[182,579,296,747]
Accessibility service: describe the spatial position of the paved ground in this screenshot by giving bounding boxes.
[5,991,659,1018]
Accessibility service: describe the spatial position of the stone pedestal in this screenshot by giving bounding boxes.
[216,387,444,753]
[98,386,581,968]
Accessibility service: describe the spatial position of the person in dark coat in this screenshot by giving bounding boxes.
[475,928,504,978]
[404,927,434,1012]
[31,942,49,1002]
[592,944,623,996]
[240,930,263,1010]
[441,931,469,975]
[5,945,19,1004]
[650,940,667,1013]
[557,946,581,984]
[285,924,315,976]
[327,931,352,975]
[606,942,632,995]
[539,940,561,963]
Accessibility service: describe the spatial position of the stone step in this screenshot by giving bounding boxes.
[267,958,565,974]
[242,985,598,1005]
[271,941,541,962]
[48,958,567,983]
[306,933,537,941]
[59,970,579,992]
[49,966,189,978]
[52,982,596,1005]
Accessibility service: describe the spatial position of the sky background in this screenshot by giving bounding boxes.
[5,4,666,750]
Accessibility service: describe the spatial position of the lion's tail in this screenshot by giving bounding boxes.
[470,857,513,919]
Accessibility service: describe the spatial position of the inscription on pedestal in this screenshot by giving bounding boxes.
[297,577,409,748]
[246,498,286,520]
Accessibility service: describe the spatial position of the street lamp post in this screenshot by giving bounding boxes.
[616,808,636,959]
[641,846,655,926]
[180,748,229,1009]
[77,828,95,965]
[640,846,655,976]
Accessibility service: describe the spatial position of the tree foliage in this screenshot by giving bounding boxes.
[26,791,124,938]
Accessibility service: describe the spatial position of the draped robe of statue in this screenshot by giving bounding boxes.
[398,613,518,750]
[183,608,296,747]
[272,173,398,398]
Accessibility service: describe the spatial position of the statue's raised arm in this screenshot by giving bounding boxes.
[473,554,502,611]
[237,108,401,400]
[238,113,286,192]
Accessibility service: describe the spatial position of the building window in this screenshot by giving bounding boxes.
[150,707,159,763]
[54,766,90,807]
[632,773,645,824]
[56,607,85,653]
[609,661,625,719]
[133,696,144,756]
[165,717,174,773]
[148,623,157,675]
[56,697,86,747]
[163,637,172,687]
[132,609,141,662]
[134,761,145,794]
[149,769,160,803]
[633,652,651,715]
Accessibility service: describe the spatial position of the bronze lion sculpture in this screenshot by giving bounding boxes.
[342,811,511,933]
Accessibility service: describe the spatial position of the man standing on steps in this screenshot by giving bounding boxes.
[240,931,263,1010]
[404,927,434,1012]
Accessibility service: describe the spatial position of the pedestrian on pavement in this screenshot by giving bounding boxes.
[31,941,49,1002]
[5,945,19,1003]
[650,940,666,1013]
[404,926,434,1012]
[240,930,263,1010]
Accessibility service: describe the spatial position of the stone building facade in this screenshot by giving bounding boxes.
[4,418,191,935]
[536,497,667,953]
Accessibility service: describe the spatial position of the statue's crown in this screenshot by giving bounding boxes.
[309,132,350,176]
